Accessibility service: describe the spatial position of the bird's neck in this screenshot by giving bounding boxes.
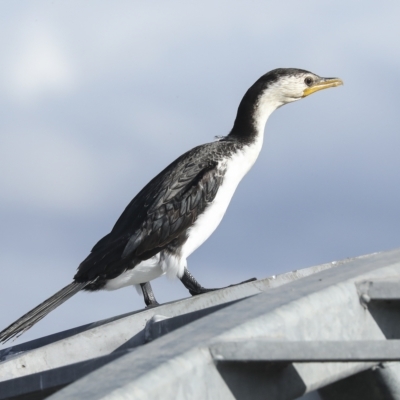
[228,85,282,145]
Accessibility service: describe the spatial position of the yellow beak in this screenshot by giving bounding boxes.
[303,77,343,97]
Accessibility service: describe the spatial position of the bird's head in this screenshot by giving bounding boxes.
[230,68,343,141]
[232,68,343,136]
[257,68,343,107]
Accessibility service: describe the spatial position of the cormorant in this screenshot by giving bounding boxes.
[0,68,342,343]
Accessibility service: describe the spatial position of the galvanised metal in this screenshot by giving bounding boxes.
[49,248,400,400]
[360,280,400,300]
[0,260,338,383]
[210,340,400,362]
[1,249,400,400]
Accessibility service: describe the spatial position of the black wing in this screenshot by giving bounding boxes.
[74,142,229,286]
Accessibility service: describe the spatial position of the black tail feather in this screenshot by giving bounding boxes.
[0,281,87,344]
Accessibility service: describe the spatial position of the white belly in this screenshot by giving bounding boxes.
[104,252,185,290]
[104,255,164,290]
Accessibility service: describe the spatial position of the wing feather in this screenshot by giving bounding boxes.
[74,142,231,286]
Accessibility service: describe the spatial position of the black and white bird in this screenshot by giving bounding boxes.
[0,68,342,343]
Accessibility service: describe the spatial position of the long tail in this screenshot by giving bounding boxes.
[0,281,87,344]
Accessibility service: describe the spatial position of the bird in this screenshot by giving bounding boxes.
[0,68,342,343]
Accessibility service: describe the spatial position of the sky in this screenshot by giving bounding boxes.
[0,0,399,346]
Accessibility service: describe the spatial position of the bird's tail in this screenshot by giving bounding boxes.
[0,281,87,344]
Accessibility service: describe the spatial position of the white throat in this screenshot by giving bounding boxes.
[252,91,281,134]
[253,81,301,133]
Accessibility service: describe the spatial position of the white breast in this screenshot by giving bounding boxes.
[182,134,264,259]
[104,133,264,291]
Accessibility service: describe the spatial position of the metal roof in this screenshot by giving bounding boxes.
[1,248,400,399]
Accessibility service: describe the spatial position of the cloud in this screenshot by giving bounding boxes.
[3,23,77,104]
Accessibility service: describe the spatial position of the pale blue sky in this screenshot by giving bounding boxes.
[1,0,399,345]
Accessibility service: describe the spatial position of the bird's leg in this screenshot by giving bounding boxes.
[180,267,257,296]
[180,268,211,296]
[140,282,160,308]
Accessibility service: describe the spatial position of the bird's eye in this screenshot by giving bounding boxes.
[304,77,313,86]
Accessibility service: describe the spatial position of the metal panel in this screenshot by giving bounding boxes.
[210,340,400,362]
[0,259,338,382]
[367,281,400,300]
[46,248,400,399]
[2,249,400,399]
